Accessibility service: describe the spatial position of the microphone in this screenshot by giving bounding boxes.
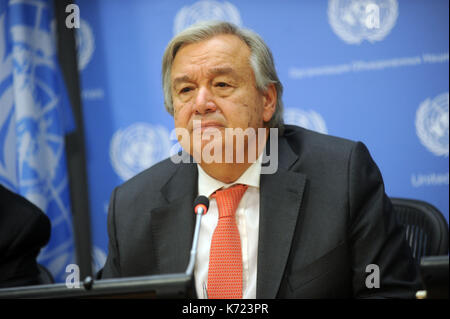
[194,196,209,215]
[185,196,210,276]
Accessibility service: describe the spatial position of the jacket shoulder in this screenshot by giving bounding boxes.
[110,156,197,214]
[118,157,180,192]
[0,185,51,255]
[283,124,358,158]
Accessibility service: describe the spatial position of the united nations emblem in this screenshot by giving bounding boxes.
[110,123,173,181]
[328,0,398,44]
[284,108,328,134]
[75,18,95,71]
[173,0,242,35]
[0,12,62,213]
[415,93,449,157]
[0,0,75,282]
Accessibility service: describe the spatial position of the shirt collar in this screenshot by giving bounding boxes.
[197,154,262,198]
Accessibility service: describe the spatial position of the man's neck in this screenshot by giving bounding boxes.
[194,127,269,183]
[198,162,254,184]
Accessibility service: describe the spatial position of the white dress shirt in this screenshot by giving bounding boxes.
[195,156,262,299]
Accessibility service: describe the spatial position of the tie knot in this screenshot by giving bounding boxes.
[212,184,248,218]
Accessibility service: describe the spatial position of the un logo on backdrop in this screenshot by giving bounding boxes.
[284,108,328,134]
[110,123,173,181]
[0,6,65,214]
[328,0,398,44]
[0,13,16,189]
[75,18,95,71]
[0,1,75,281]
[174,0,242,35]
[415,93,449,157]
[0,16,62,211]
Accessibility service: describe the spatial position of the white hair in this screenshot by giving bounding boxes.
[161,21,284,133]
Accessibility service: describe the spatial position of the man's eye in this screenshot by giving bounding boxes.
[215,82,230,88]
[180,87,192,93]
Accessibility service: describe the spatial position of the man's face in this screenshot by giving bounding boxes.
[170,34,275,163]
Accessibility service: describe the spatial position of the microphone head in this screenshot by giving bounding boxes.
[194,196,209,215]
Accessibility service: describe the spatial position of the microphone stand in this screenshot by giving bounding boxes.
[185,206,205,276]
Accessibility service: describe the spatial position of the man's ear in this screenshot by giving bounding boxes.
[262,83,277,123]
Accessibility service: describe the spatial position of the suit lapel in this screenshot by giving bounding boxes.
[150,162,198,274]
[257,136,307,298]
[149,136,306,298]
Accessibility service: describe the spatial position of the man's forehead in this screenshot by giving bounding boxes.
[177,33,247,53]
[173,34,249,64]
[172,66,240,83]
[171,36,251,81]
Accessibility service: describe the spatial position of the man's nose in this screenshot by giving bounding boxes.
[194,86,216,114]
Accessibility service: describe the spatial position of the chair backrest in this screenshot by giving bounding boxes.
[37,264,55,285]
[391,198,449,263]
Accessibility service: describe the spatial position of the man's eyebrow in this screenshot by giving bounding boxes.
[207,67,239,77]
[172,67,240,88]
[172,75,192,88]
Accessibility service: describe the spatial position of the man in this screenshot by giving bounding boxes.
[101,21,421,298]
[0,184,51,288]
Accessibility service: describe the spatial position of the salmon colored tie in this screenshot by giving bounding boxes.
[208,184,248,299]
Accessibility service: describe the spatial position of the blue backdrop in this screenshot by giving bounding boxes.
[0,0,76,282]
[74,0,449,272]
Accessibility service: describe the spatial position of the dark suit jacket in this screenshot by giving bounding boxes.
[101,125,421,298]
[0,184,51,288]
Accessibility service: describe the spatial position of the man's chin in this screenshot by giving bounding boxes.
[192,138,225,163]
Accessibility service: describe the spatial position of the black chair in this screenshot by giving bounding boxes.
[37,264,54,284]
[391,198,449,263]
